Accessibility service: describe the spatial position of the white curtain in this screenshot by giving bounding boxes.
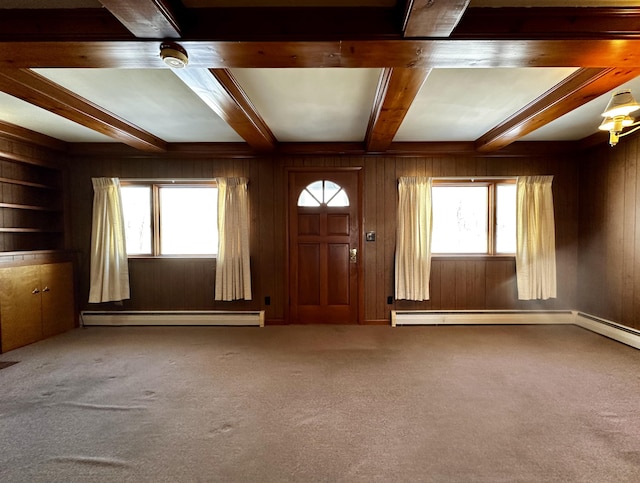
[515,176,557,300]
[89,177,130,303]
[215,177,252,301]
[395,177,432,301]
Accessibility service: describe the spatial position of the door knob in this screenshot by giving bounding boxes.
[350,248,357,263]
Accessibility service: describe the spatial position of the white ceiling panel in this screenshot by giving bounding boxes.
[0,92,112,142]
[394,68,578,142]
[230,68,382,143]
[32,68,244,143]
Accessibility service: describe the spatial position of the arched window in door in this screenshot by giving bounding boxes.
[297,180,350,207]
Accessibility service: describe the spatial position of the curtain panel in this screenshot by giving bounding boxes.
[215,177,252,301]
[395,177,433,301]
[515,175,557,300]
[89,177,130,303]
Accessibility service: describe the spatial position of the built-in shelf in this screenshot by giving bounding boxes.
[0,155,66,253]
[0,228,63,233]
[0,202,61,212]
[0,176,58,190]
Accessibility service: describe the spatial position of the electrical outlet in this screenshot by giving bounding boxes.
[387,296,393,304]
[265,296,271,306]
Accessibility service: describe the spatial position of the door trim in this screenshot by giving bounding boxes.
[285,167,364,324]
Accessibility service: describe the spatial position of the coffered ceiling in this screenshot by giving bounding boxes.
[0,0,639,156]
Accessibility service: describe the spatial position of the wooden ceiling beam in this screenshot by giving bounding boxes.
[172,68,277,152]
[403,0,471,38]
[475,67,640,153]
[1,7,639,42]
[98,0,182,38]
[0,69,167,152]
[3,39,640,69]
[365,67,432,152]
[453,7,640,39]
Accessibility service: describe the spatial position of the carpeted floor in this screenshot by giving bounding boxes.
[1,324,640,483]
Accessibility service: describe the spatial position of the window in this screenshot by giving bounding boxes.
[298,180,349,207]
[120,181,218,257]
[431,179,516,255]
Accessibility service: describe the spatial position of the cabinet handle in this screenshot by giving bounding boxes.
[32,288,40,294]
[42,286,50,293]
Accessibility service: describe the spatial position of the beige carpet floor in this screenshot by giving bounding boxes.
[1,324,640,482]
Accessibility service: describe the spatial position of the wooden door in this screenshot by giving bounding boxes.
[288,169,361,324]
[41,262,75,338]
[0,265,42,352]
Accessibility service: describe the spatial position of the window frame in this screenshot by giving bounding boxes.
[431,177,516,258]
[120,179,218,259]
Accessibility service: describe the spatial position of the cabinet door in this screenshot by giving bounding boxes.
[0,265,43,352]
[41,262,75,338]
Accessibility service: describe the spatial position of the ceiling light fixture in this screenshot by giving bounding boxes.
[160,42,189,69]
[599,89,640,146]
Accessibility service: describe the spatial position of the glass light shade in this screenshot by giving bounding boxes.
[599,115,635,132]
[601,90,640,118]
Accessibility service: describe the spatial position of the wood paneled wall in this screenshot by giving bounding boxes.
[68,151,579,323]
[579,134,640,330]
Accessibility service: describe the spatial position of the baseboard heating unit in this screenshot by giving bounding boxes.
[391,310,640,351]
[81,310,265,327]
[391,310,574,327]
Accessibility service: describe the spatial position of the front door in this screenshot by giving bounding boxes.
[288,169,361,324]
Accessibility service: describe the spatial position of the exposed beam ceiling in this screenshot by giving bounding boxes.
[0,69,167,152]
[0,4,639,155]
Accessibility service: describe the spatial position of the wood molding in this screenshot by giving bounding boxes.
[0,120,68,152]
[65,140,580,159]
[171,68,277,152]
[365,67,432,153]
[403,0,470,37]
[475,68,640,153]
[0,69,167,152]
[98,0,182,38]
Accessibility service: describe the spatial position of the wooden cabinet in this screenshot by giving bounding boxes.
[0,261,75,353]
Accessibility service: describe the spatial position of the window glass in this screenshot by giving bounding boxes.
[298,189,321,207]
[159,187,218,255]
[121,185,152,255]
[496,183,516,253]
[120,182,218,257]
[432,185,488,253]
[297,180,350,207]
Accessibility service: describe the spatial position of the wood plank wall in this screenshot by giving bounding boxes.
[579,133,640,330]
[68,151,579,324]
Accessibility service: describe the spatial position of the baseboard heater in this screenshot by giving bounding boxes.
[80,310,265,327]
[391,310,575,327]
[574,312,640,350]
[391,310,640,351]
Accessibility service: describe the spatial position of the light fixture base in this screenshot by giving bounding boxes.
[160,43,189,69]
